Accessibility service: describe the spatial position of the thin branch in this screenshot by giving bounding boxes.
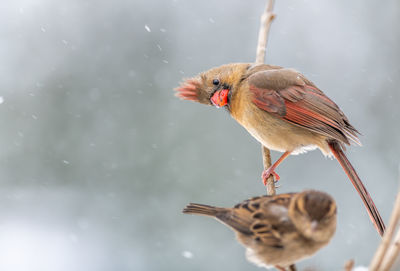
[344,259,354,271]
[370,183,400,270]
[381,227,400,271]
[255,0,276,196]
[262,146,276,195]
[255,0,276,65]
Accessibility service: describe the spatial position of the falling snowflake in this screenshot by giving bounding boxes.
[181,250,193,259]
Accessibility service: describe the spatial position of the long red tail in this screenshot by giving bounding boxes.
[328,141,385,236]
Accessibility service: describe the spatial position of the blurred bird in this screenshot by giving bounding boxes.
[183,190,337,270]
[175,63,385,236]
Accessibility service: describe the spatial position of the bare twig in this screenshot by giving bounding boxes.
[255,0,276,196]
[344,259,354,271]
[370,183,400,270]
[255,0,276,64]
[262,146,276,195]
[381,226,400,270]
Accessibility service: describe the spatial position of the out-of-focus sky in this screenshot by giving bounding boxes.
[0,0,399,270]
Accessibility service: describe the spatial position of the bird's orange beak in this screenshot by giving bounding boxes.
[211,89,229,108]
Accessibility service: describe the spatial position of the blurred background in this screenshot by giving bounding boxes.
[0,0,399,270]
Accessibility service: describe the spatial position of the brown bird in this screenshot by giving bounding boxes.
[175,63,385,236]
[183,190,337,270]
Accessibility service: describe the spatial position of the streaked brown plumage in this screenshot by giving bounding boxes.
[175,63,385,236]
[183,190,337,270]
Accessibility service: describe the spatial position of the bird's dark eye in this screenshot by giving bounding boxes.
[212,79,220,86]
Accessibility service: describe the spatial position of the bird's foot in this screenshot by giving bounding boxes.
[262,167,280,185]
[274,265,287,271]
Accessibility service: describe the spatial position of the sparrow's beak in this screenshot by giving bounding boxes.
[210,89,229,108]
[310,220,318,232]
[175,79,200,102]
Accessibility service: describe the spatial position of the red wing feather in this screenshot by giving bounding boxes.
[251,86,286,116]
[248,69,360,145]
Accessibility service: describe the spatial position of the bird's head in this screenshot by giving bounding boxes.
[289,190,337,242]
[175,63,250,109]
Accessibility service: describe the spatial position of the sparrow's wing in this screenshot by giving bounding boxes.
[183,193,296,247]
[226,193,295,248]
[247,68,360,146]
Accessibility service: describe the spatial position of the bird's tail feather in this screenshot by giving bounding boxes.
[183,203,220,217]
[183,203,253,235]
[328,140,385,236]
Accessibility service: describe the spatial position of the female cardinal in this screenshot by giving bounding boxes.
[183,190,337,270]
[176,63,385,236]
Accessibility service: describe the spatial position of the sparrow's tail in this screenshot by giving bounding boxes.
[183,203,253,235]
[328,140,385,236]
[182,203,220,217]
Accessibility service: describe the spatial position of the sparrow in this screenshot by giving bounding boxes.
[183,190,337,270]
[175,63,385,236]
